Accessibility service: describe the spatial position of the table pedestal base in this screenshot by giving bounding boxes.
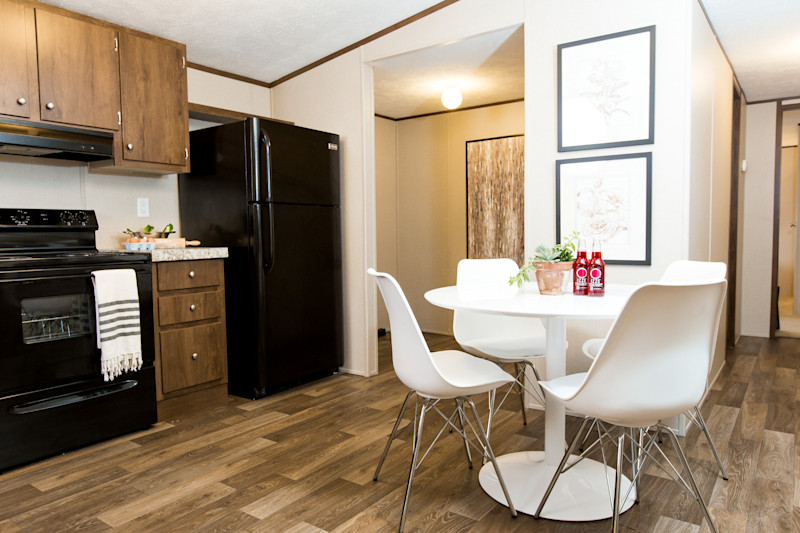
[479,451,636,521]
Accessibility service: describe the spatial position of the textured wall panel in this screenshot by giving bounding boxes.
[466,135,524,265]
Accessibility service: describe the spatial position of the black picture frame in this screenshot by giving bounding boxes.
[556,152,652,265]
[557,25,656,152]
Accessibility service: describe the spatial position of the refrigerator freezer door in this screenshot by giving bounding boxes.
[257,118,340,207]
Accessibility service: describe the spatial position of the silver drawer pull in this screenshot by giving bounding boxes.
[190,304,196,311]
[191,352,198,360]
[46,102,55,110]
[188,271,195,278]
[17,97,26,105]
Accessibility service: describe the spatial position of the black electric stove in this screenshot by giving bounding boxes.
[0,208,156,472]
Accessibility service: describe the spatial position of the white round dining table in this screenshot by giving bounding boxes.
[424,282,637,521]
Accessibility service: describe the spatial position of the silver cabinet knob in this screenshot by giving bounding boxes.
[191,352,198,360]
[190,304,196,311]
[126,143,134,150]
[17,97,26,105]
[188,270,195,278]
[45,102,55,110]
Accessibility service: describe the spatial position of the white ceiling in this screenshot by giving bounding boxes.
[38,0,800,118]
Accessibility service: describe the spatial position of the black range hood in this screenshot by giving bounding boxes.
[0,119,113,162]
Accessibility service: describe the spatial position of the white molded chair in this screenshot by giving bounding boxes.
[536,280,727,533]
[367,269,517,532]
[581,260,729,480]
[454,259,547,428]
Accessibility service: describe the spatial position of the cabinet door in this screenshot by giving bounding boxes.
[35,9,120,130]
[119,31,188,166]
[160,323,225,393]
[0,1,34,119]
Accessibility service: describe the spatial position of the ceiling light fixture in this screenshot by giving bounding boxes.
[441,88,463,110]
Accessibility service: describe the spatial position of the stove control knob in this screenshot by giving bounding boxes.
[10,210,30,225]
[75,211,89,225]
[60,211,74,225]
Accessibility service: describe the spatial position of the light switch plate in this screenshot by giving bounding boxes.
[137,197,149,218]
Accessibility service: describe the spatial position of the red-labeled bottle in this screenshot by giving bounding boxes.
[573,239,589,295]
[588,239,605,297]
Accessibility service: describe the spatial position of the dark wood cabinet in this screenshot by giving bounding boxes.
[35,9,121,131]
[0,1,37,119]
[152,259,228,420]
[116,30,189,171]
[0,0,190,174]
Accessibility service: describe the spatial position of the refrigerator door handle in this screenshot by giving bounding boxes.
[262,202,275,274]
[258,128,276,274]
[260,129,273,202]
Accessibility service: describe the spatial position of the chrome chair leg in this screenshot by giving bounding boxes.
[399,397,430,533]
[374,390,414,481]
[693,406,728,480]
[456,399,473,469]
[535,417,593,518]
[514,363,528,426]
[465,397,517,518]
[660,424,718,533]
[612,433,625,533]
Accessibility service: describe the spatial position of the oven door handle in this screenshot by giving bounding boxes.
[9,379,139,414]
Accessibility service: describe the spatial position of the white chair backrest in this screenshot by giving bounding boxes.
[454,259,546,343]
[572,280,727,426]
[367,269,456,394]
[661,260,726,283]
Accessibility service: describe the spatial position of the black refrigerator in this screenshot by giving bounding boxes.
[179,117,343,399]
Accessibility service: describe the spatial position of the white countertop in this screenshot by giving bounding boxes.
[103,247,228,262]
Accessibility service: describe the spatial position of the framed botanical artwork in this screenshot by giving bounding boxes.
[556,152,651,265]
[557,25,655,152]
[466,135,525,266]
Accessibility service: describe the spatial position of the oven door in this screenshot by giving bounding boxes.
[0,265,154,395]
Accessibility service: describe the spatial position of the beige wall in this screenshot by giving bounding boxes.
[778,146,797,294]
[187,68,271,117]
[391,103,525,334]
[272,0,526,376]
[741,102,778,337]
[375,117,398,332]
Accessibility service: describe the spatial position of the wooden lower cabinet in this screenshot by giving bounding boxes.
[152,259,228,420]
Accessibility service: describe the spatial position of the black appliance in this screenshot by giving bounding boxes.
[0,119,113,161]
[179,117,343,399]
[0,208,156,472]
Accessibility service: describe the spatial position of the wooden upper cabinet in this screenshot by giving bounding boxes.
[35,9,120,131]
[118,31,189,169]
[0,1,37,119]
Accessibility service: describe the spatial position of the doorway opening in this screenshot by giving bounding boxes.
[776,104,800,338]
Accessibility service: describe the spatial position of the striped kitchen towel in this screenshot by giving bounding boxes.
[91,269,142,381]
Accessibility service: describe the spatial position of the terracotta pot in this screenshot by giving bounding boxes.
[534,261,574,295]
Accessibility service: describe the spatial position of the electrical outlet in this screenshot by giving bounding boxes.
[137,197,149,218]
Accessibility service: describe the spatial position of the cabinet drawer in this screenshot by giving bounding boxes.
[160,323,225,394]
[157,259,223,291]
[158,290,223,326]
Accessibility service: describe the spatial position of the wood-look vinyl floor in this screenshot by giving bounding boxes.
[0,334,797,532]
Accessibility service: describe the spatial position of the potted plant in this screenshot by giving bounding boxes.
[509,232,579,295]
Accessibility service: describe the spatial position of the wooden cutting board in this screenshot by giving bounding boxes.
[154,238,201,249]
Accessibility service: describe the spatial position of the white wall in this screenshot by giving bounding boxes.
[525,0,695,372]
[741,102,778,336]
[375,117,397,331]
